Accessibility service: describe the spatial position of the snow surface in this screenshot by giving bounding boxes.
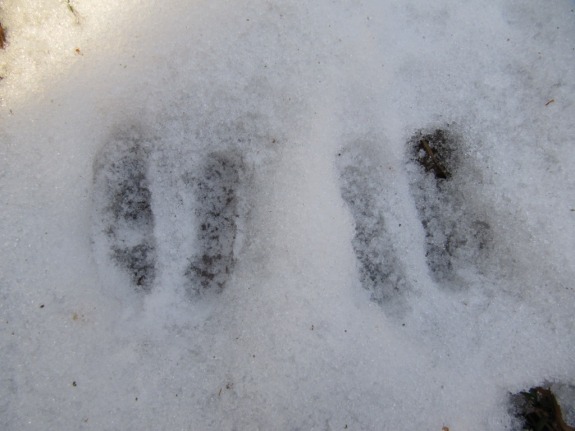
[1,0,574,430]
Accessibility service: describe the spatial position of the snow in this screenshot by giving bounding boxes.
[1,0,574,430]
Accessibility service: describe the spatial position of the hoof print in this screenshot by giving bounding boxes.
[93,129,156,292]
[408,126,492,284]
[337,144,410,309]
[185,151,243,296]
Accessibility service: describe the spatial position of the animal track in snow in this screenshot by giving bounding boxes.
[407,126,493,286]
[337,141,411,311]
[92,127,246,296]
[184,151,244,296]
[92,123,493,304]
[92,127,157,292]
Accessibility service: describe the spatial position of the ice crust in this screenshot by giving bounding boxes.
[1,1,574,430]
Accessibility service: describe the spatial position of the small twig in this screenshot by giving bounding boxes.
[420,138,450,179]
[0,22,6,49]
[66,0,81,22]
